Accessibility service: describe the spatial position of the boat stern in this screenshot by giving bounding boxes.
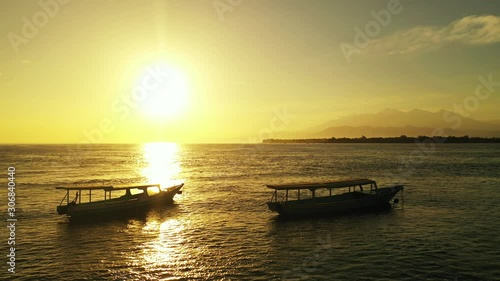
[267,202,282,213]
[56,205,68,215]
[376,185,404,202]
[392,185,404,194]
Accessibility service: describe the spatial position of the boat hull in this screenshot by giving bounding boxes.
[267,186,403,217]
[61,184,183,219]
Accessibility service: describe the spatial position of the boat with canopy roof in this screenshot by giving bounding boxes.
[266,179,403,216]
[56,183,183,218]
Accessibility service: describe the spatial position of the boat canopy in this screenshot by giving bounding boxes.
[266,179,376,190]
[55,184,161,191]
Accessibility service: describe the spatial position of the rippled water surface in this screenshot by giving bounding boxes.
[1,143,499,280]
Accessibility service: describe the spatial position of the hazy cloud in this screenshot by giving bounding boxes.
[363,15,500,55]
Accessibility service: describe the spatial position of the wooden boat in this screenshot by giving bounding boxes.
[266,179,403,216]
[56,183,183,218]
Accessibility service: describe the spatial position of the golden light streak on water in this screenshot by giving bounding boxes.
[141,142,183,189]
[143,219,185,265]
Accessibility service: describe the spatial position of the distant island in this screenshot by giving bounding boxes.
[263,135,500,144]
[266,109,500,140]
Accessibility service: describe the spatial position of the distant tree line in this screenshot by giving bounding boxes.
[262,135,500,144]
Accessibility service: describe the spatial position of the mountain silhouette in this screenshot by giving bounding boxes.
[275,109,500,138]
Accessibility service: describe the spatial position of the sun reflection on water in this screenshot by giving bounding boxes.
[141,219,185,268]
[123,217,191,279]
[120,143,190,278]
[141,142,183,189]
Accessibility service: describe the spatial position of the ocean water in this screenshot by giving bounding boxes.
[0,143,499,281]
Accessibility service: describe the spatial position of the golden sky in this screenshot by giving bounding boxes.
[1,0,500,143]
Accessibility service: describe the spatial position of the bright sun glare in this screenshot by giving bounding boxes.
[141,65,189,118]
[141,142,182,188]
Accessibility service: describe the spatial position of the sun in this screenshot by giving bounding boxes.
[141,65,189,118]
